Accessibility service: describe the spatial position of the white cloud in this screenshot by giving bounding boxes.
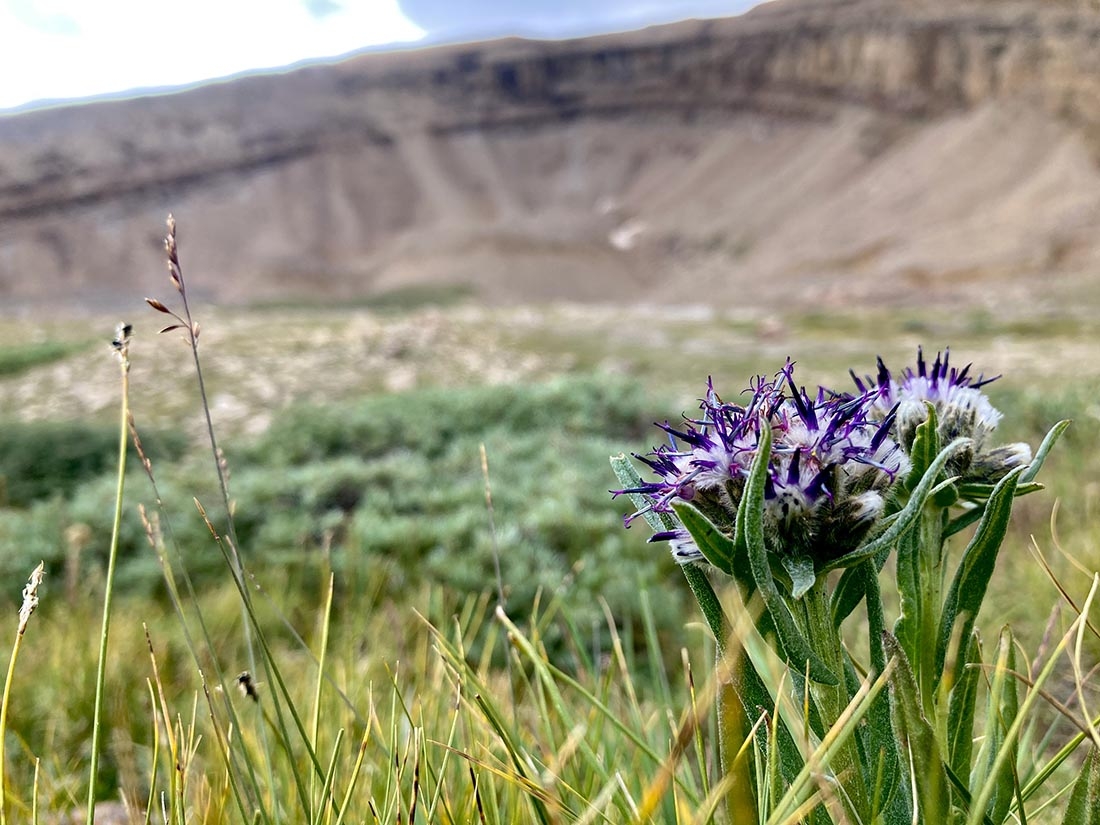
[0,0,425,109]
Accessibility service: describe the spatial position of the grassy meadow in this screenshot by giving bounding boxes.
[0,295,1097,823]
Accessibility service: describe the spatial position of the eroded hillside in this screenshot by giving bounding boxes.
[2,0,1099,312]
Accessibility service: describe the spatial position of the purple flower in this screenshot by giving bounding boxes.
[616,363,909,565]
[853,348,1031,482]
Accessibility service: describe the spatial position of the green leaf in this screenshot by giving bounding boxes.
[741,422,837,685]
[610,453,676,533]
[884,633,950,825]
[943,418,1064,535]
[831,545,890,628]
[862,563,908,823]
[673,502,736,576]
[781,555,816,600]
[893,522,921,663]
[832,567,865,629]
[645,475,806,805]
[944,503,985,540]
[1062,746,1100,825]
[947,631,982,783]
[1021,419,1071,484]
[935,466,1026,686]
[977,628,1019,825]
[932,479,960,508]
[905,402,941,494]
[944,480,1043,539]
[957,481,1044,502]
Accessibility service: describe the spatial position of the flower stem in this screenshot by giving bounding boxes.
[680,565,756,820]
[916,507,945,718]
[799,578,870,821]
[680,564,729,655]
[86,334,131,825]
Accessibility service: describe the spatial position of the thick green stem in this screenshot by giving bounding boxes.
[86,342,130,825]
[680,565,756,821]
[799,579,870,822]
[681,564,731,655]
[916,508,945,719]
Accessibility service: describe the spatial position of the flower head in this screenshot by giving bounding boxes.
[853,348,1031,482]
[617,363,909,566]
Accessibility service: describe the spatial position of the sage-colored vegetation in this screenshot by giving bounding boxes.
[0,341,88,378]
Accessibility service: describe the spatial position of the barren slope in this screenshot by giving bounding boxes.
[2,0,1100,312]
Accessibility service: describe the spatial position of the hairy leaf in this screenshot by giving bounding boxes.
[936,466,1026,686]
[673,503,736,575]
[742,422,837,685]
[884,633,950,825]
[1062,746,1100,825]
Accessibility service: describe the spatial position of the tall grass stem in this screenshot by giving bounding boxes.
[0,561,45,825]
[86,326,132,824]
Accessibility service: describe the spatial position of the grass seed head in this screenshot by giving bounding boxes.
[17,562,45,636]
[111,322,132,367]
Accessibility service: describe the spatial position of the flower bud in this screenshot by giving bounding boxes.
[895,399,929,452]
[968,442,1033,484]
[856,348,1030,491]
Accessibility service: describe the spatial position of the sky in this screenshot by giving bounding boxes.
[0,0,759,111]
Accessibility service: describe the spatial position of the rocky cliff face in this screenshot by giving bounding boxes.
[2,0,1100,311]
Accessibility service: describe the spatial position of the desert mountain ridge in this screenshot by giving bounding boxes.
[3,0,1100,313]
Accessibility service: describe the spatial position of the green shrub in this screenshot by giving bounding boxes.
[246,374,654,465]
[0,421,119,506]
[0,376,683,648]
[232,376,683,641]
[0,499,70,584]
[0,420,187,507]
[367,282,475,312]
[0,340,87,376]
